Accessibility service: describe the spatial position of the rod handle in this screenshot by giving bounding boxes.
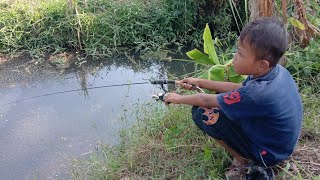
[150,80,175,84]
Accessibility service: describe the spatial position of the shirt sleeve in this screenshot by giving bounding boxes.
[217,86,255,121]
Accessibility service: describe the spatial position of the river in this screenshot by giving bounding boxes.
[0,56,194,179]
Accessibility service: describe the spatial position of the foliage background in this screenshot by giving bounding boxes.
[0,0,246,57]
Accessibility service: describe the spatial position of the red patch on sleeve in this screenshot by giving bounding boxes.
[223,92,241,105]
[260,150,267,156]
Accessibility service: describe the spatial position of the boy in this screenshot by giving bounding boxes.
[164,17,303,179]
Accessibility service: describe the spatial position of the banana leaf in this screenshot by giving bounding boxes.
[203,23,219,65]
[229,75,245,83]
[208,65,225,81]
[186,49,214,64]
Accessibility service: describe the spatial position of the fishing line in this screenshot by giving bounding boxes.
[1,81,151,106]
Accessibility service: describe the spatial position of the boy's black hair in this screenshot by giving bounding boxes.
[239,17,289,67]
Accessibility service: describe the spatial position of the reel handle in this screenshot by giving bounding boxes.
[152,92,170,104]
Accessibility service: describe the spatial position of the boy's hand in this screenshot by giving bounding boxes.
[176,78,199,90]
[164,92,181,105]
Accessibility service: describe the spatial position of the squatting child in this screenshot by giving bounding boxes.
[164,17,303,179]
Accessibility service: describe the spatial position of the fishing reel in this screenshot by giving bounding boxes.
[152,92,169,102]
[150,79,204,103]
[150,80,174,102]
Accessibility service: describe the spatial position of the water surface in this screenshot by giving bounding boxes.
[0,57,193,179]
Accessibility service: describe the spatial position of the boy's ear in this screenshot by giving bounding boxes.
[259,60,270,70]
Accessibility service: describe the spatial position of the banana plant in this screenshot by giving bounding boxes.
[186,23,246,90]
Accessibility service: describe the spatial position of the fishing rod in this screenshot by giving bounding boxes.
[0,80,183,106]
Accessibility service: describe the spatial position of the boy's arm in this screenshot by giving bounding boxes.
[178,78,242,93]
[197,79,242,93]
[165,92,220,108]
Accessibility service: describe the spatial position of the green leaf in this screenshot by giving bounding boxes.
[307,14,320,27]
[228,65,241,78]
[288,17,305,30]
[312,17,320,27]
[223,60,246,83]
[229,75,245,83]
[198,72,214,94]
[198,70,208,80]
[168,125,177,134]
[203,146,212,162]
[203,23,219,65]
[186,49,214,64]
[208,65,225,81]
[285,162,291,171]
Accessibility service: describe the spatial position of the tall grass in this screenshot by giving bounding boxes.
[0,0,72,54]
[0,0,236,58]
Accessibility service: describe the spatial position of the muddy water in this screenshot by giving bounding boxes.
[0,57,194,179]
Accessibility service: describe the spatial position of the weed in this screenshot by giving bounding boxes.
[287,38,320,93]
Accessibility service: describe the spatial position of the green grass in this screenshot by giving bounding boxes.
[71,103,231,179]
[287,38,320,135]
[301,88,320,135]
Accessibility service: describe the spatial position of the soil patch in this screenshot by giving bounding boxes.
[276,132,320,179]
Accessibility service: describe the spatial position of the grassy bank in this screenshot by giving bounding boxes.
[72,104,230,179]
[0,0,239,58]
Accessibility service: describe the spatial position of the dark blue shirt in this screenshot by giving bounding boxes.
[217,65,303,165]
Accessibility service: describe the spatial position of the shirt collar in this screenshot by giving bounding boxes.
[249,64,279,81]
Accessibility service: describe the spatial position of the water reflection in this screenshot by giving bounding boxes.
[0,55,194,179]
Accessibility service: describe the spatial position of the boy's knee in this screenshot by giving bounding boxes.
[191,106,201,121]
[191,106,206,126]
[191,106,223,140]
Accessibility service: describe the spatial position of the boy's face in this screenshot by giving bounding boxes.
[233,39,260,76]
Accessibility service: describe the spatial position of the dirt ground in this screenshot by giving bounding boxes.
[0,54,9,64]
[276,132,320,179]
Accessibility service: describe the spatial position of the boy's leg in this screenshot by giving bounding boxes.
[191,106,256,164]
[216,140,249,166]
